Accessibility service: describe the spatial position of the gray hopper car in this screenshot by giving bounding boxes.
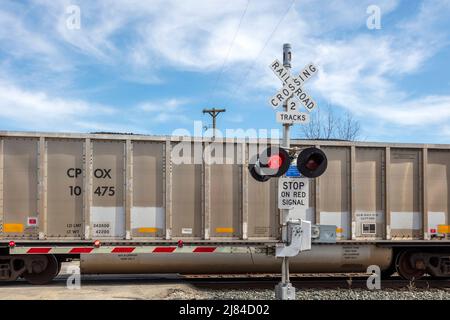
[0,131,449,284]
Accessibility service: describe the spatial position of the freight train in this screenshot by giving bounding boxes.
[0,131,449,284]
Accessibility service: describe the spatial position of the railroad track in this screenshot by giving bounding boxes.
[3,273,447,290]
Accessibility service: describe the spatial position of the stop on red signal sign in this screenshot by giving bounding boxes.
[278,177,309,209]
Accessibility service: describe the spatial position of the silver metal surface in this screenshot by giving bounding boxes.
[0,131,448,242]
[80,244,393,274]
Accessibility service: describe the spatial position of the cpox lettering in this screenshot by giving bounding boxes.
[67,168,82,178]
[94,168,112,179]
[67,168,112,179]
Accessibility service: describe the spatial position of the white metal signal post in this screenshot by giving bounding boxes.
[270,44,319,300]
[280,43,292,299]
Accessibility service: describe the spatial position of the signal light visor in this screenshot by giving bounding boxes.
[296,147,328,178]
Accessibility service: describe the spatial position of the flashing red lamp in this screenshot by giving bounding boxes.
[248,147,291,182]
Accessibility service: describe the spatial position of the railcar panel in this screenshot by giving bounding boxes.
[209,143,241,238]
[318,147,351,240]
[131,141,165,238]
[390,149,422,239]
[427,149,450,236]
[171,141,203,239]
[354,148,385,239]
[47,139,84,238]
[2,138,38,239]
[90,140,125,239]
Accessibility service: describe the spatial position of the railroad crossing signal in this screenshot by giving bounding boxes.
[249,146,328,182]
[265,43,326,301]
[248,147,290,182]
[249,48,327,183]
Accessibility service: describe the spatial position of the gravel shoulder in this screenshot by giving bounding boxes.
[2,280,449,300]
[198,288,450,300]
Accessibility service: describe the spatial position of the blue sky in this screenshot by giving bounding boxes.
[0,0,450,143]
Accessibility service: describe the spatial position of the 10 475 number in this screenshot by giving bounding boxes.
[69,186,115,197]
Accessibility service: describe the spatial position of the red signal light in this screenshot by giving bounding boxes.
[305,159,319,171]
[248,147,290,182]
[268,154,283,169]
[8,241,15,248]
[296,147,328,178]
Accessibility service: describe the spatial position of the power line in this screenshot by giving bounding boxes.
[206,0,250,107]
[228,0,297,101]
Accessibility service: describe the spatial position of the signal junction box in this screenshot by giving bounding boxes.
[276,220,311,257]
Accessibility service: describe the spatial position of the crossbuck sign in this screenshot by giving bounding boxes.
[268,59,318,124]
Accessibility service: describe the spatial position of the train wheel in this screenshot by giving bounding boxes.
[395,251,425,280]
[381,264,396,279]
[57,260,62,275]
[23,255,59,285]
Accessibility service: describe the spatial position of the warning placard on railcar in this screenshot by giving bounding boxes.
[278,177,309,209]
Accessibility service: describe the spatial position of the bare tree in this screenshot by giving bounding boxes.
[300,105,361,141]
[336,111,361,141]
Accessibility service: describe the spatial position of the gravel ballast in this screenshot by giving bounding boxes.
[168,288,450,300]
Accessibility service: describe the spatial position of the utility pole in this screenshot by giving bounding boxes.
[202,108,226,137]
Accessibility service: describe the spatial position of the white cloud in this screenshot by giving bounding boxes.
[138,98,189,112]
[442,125,450,138]
[138,98,192,124]
[1,0,450,140]
[152,113,191,124]
[301,1,450,130]
[0,9,67,71]
[0,79,116,131]
[0,78,193,131]
[368,96,450,126]
[25,0,399,71]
